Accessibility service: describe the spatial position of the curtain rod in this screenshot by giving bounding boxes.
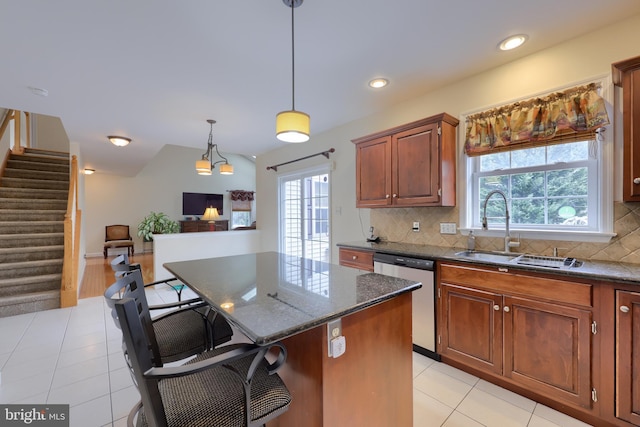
[266,148,335,172]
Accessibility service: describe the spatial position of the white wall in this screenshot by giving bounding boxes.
[84,144,256,256]
[153,230,262,280]
[255,13,640,263]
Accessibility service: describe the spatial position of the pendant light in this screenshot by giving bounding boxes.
[276,0,310,143]
[195,119,234,175]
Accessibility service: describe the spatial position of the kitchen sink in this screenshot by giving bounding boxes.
[454,250,519,263]
[455,251,582,269]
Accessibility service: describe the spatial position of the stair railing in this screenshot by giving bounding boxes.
[0,109,31,154]
[61,155,81,307]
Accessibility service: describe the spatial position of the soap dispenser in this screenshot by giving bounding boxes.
[467,231,476,251]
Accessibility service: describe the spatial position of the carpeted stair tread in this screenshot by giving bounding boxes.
[6,159,69,174]
[0,246,64,262]
[0,260,62,280]
[0,210,66,221]
[0,290,61,318]
[10,152,70,165]
[23,147,70,159]
[3,168,69,182]
[0,187,68,200]
[1,177,69,190]
[0,221,64,234]
[0,233,64,248]
[0,198,66,210]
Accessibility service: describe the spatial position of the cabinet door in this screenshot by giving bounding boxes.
[439,284,503,375]
[392,123,440,206]
[623,67,640,201]
[355,136,392,207]
[503,296,592,408]
[617,290,640,425]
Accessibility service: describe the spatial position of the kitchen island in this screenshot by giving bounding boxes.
[164,251,422,427]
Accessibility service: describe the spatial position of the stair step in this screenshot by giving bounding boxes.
[0,198,67,210]
[23,148,70,160]
[0,259,63,280]
[0,289,60,318]
[0,221,64,234]
[11,151,70,165]
[6,159,69,174]
[0,187,68,200]
[1,176,69,190]
[0,246,64,262]
[0,233,64,248]
[3,168,69,182]
[0,209,66,221]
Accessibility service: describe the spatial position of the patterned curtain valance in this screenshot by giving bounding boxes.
[229,190,255,201]
[464,83,610,156]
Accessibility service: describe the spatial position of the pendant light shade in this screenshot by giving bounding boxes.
[219,162,234,175]
[276,110,310,143]
[276,0,309,143]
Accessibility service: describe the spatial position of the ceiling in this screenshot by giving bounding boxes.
[2,0,640,176]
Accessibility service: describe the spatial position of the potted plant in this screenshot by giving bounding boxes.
[137,212,179,241]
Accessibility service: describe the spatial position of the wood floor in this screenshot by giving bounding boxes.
[79,253,155,299]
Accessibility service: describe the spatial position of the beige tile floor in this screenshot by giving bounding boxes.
[0,287,592,426]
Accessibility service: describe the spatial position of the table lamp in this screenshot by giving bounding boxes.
[202,207,220,231]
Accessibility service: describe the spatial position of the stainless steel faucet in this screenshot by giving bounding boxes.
[481,189,520,252]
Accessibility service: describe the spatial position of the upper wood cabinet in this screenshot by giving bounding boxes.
[613,56,640,202]
[352,113,459,208]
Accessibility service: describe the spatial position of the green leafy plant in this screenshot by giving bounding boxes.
[137,212,179,241]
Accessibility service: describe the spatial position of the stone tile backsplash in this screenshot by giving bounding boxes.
[370,201,640,265]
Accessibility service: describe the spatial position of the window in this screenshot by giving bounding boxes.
[471,141,597,230]
[461,77,615,242]
[279,167,330,263]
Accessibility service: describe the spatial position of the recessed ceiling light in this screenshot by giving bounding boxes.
[498,34,528,51]
[107,136,131,147]
[368,78,389,89]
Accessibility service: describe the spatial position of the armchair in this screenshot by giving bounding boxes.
[104,224,135,258]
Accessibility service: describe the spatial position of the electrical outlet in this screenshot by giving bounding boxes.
[412,221,420,232]
[327,318,342,357]
[440,223,457,234]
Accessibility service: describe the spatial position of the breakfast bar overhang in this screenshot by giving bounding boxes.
[164,251,421,427]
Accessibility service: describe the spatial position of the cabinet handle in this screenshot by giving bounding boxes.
[634,178,640,185]
[498,268,509,273]
[493,304,500,311]
[352,255,357,260]
[392,194,397,198]
[503,306,510,312]
[620,305,630,313]
[385,194,390,199]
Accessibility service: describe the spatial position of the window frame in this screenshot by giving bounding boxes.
[459,76,615,243]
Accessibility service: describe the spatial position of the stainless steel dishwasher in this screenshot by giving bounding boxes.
[373,253,438,360]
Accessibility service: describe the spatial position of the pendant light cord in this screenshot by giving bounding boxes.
[290,1,296,111]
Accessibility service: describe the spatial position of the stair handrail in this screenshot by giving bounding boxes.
[61,155,81,307]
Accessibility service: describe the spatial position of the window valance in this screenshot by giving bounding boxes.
[464,83,610,156]
[230,190,254,211]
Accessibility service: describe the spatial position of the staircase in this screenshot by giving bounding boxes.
[0,148,69,317]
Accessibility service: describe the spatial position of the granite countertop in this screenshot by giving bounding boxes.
[164,251,421,345]
[337,241,640,286]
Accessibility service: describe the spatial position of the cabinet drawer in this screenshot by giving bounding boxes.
[439,262,592,308]
[339,248,374,271]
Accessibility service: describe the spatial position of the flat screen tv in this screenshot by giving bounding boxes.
[182,192,223,217]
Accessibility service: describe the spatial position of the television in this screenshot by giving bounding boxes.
[182,192,223,217]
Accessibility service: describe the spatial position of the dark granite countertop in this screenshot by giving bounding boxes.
[337,241,640,286]
[164,251,421,345]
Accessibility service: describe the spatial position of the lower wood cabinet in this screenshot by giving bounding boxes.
[338,248,374,271]
[179,220,228,232]
[616,290,640,425]
[438,262,595,412]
